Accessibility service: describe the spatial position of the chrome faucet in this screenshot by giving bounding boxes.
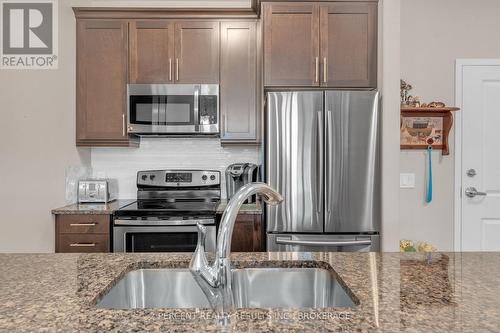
[189,182,283,326]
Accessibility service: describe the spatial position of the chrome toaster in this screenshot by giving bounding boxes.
[78,179,118,203]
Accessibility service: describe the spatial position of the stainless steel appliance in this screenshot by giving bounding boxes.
[225,163,260,204]
[78,179,117,203]
[113,170,220,252]
[266,90,381,252]
[127,84,219,135]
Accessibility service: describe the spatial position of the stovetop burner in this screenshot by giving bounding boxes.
[115,169,221,219]
[117,200,219,214]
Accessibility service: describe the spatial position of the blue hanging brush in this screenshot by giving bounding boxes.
[426,145,433,203]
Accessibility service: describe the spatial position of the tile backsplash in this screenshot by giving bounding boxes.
[91,138,261,199]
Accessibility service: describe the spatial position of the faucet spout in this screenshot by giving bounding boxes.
[189,182,283,326]
[216,183,283,260]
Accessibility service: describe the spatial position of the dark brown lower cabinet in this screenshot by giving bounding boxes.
[55,214,111,253]
[230,214,265,252]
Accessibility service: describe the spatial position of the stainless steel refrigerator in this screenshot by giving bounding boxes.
[266,90,380,252]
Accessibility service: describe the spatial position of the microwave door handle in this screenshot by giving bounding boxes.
[194,86,200,125]
[160,95,166,125]
[275,237,372,247]
[153,96,159,126]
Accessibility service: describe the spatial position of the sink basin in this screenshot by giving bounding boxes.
[96,267,356,309]
[231,267,355,308]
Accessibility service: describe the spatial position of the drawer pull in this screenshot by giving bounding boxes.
[69,243,96,247]
[70,223,96,227]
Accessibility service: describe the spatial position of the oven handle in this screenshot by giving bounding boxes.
[275,237,372,247]
[114,218,215,226]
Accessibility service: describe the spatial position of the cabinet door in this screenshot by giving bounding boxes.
[174,21,219,83]
[76,20,131,146]
[129,21,174,83]
[320,3,377,88]
[263,3,320,87]
[231,215,264,252]
[220,21,259,143]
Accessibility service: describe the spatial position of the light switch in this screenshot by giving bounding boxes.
[400,173,415,188]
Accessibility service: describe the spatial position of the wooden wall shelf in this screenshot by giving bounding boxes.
[400,106,460,155]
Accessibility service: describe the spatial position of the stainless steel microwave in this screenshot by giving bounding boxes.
[127,84,219,135]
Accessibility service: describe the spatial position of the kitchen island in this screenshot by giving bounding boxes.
[0,252,499,332]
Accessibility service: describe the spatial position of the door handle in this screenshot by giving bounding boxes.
[169,58,172,81]
[316,111,323,214]
[69,243,96,247]
[122,114,126,136]
[276,237,372,247]
[70,223,96,227]
[325,110,333,214]
[315,57,319,83]
[175,58,179,81]
[323,57,327,83]
[465,187,487,198]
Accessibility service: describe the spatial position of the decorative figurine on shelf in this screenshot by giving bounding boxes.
[407,96,421,108]
[427,101,446,108]
[401,80,422,107]
[400,79,413,106]
[401,79,448,108]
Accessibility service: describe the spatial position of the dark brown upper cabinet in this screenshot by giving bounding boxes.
[220,21,260,143]
[129,21,175,83]
[263,1,378,88]
[76,20,137,147]
[320,3,377,88]
[174,21,220,83]
[129,20,219,84]
[263,3,320,87]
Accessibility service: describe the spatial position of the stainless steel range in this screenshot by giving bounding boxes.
[113,170,220,253]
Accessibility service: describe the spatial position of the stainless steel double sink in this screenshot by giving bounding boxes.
[96,267,357,309]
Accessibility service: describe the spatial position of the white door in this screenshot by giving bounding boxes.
[460,63,500,251]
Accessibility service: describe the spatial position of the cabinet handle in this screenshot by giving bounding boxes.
[169,58,172,81]
[315,57,319,83]
[323,57,327,83]
[175,58,179,81]
[122,114,126,136]
[69,243,96,247]
[223,114,228,134]
[70,223,96,227]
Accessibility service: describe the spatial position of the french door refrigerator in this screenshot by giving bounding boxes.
[266,90,381,252]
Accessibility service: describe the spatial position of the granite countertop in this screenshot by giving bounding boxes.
[52,200,262,215]
[1,252,499,332]
[215,200,262,214]
[51,199,136,215]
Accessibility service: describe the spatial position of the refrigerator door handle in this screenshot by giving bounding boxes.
[275,237,372,247]
[325,109,333,215]
[316,110,324,214]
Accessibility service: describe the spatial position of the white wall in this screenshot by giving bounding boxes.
[379,0,401,251]
[0,1,90,252]
[91,138,260,199]
[399,0,500,250]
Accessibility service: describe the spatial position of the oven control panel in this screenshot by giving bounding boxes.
[137,170,220,187]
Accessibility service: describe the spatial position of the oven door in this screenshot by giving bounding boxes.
[127,84,219,134]
[113,225,216,253]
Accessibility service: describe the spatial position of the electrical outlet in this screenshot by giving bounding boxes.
[400,173,415,188]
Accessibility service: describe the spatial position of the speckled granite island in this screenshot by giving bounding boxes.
[1,252,499,332]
